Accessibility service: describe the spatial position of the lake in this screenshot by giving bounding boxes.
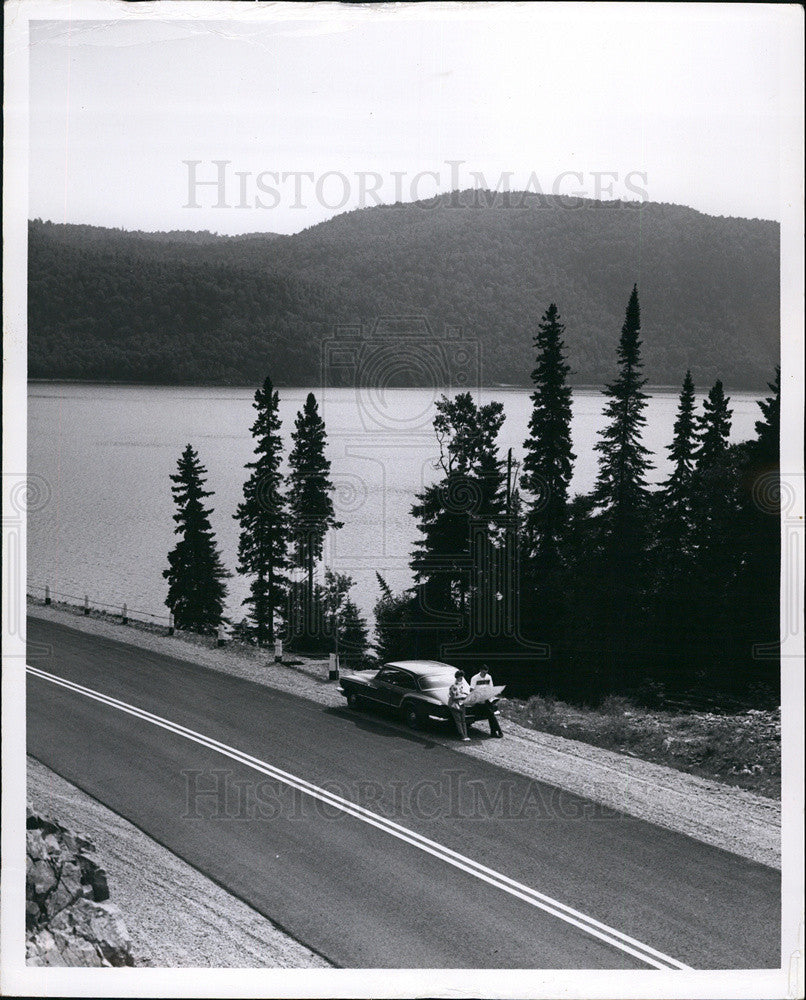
[27,383,762,626]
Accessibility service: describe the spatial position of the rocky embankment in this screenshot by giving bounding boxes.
[26,806,134,967]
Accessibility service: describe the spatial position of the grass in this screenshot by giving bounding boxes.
[498,694,781,798]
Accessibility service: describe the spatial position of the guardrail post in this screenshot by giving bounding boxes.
[329,652,339,681]
[217,624,226,647]
[168,612,174,636]
[122,603,128,625]
[45,585,51,605]
[84,594,90,616]
[274,639,283,664]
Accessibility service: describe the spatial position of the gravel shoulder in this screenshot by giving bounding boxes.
[27,601,781,884]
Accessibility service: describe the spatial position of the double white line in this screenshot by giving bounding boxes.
[28,664,692,971]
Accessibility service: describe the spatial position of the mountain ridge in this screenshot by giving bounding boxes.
[28,195,779,390]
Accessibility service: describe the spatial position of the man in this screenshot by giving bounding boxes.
[448,669,470,741]
[470,664,503,738]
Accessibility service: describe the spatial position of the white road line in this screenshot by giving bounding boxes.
[28,664,692,971]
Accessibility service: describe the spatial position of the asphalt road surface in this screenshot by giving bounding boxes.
[26,617,780,969]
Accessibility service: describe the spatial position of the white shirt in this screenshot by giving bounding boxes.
[470,671,494,689]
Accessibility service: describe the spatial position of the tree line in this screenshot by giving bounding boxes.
[374,287,780,706]
[164,285,780,707]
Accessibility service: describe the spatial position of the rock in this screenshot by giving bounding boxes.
[26,900,42,931]
[28,858,57,896]
[26,829,49,861]
[46,861,84,918]
[90,868,110,903]
[50,899,134,967]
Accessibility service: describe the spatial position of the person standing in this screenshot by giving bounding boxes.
[470,664,503,738]
[448,670,470,741]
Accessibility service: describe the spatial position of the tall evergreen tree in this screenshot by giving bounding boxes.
[590,285,653,690]
[410,393,506,630]
[593,286,653,546]
[754,365,780,467]
[658,370,698,546]
[695,379,732,470]
[234,376,289,645]
[521,303,575,564]
[338,598,371,667]
[287,392,342,641]
[163,444,230,634]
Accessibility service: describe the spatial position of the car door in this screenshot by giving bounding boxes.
[372,666,403,706]
[384,668,418,710]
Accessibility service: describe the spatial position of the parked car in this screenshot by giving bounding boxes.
[338,659,500,730]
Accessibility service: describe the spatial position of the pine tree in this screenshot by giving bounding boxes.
[521,303,575,564]
[163,445,230,633]
[695,379,732,470]
[338,598,370,667]
[591,285,653,690]
[287,392,343,642]
[410,394,506,624]
[594,286,653,552]
[234,376,289,645]
[754,365,780,467]
[658,370,698,546]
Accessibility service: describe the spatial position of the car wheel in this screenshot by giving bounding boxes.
[346,690,363,710]
[402,702,423,730]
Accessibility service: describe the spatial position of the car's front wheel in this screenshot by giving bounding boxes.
[346,689,363,711]
[401,701,423,730]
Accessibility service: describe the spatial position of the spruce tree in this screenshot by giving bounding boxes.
[234,376,289,645]
[163,444,230,634]
[521,303,575,564]
[593,285,653,552]
[591,285,653,691]
[287,392,343,642]
[410,394,506,627]
[338,598,370,667]
[658,370,698,546]
[754,365,780,467]
[695,379,732,470]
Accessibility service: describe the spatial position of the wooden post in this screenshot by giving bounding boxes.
[329,652,339,681]
[217,624,226,647]
[274,639,283,663]
[45,585,51,605]
[84,594,90,616]
[168,612,174,636]
[121,603,128,625]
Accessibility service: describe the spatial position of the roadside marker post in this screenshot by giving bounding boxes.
[274,639,283,664]
[84,594,90,616]
[45,585,51,605]
[168,613,174,636]
[217,624,226,647]
[329,652,339,681]
[121,603,128,625]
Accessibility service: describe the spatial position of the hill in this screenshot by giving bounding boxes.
[28,195,779,388]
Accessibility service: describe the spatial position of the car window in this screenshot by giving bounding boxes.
[395,672,417,690]
[376,667,396,682]
[419,674,452,690]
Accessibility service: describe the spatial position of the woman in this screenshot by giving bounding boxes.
[448,670,470,741]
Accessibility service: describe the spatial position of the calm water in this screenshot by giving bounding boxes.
[28,384,762,624]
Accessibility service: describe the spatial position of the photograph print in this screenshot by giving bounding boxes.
[2,2,803,998]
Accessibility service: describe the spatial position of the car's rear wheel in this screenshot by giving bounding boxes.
[346,689,363,711]
[401,701,423,730]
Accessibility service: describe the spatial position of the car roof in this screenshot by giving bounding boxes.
[383,660,457,677]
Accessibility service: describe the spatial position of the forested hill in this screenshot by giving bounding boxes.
[28,195,779,388]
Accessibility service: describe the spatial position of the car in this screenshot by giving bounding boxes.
[338,659,500,730]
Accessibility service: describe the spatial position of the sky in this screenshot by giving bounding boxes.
[27,4,796,235]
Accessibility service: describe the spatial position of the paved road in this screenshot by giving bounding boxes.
[26,617,780,969]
